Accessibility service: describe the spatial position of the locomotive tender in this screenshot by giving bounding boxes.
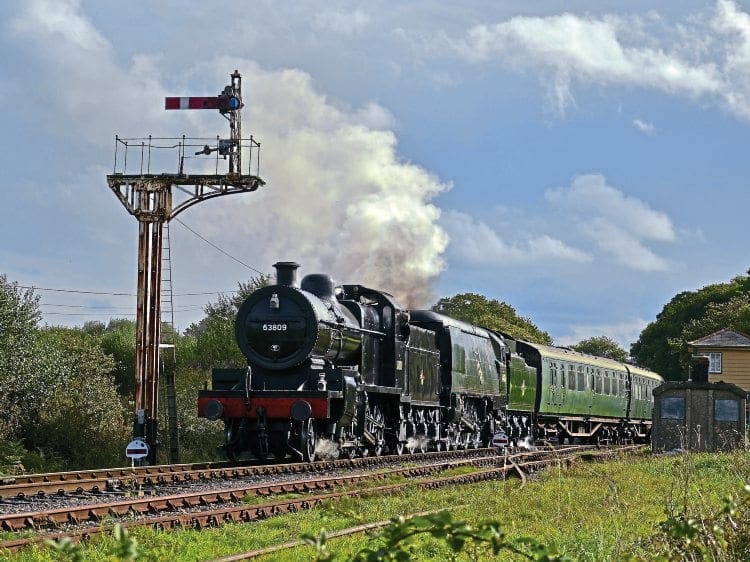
[197,262,662,461]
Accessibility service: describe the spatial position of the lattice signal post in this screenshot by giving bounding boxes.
[107,70,264,465]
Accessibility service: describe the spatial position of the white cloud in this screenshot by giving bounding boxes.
[633,118,656,134]
[555,317,649,349]
[9,0,108,52]
[545,174,676,271]
[313,9,371,36]
[584,218,670,272]
[444,173,677,272]
[454,11,722,113]
[449,1,750,120]
[443,210,591,265]
[8,0,167,141]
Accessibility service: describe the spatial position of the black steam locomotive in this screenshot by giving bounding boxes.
[198,262,661,461]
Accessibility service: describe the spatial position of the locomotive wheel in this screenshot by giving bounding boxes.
[367,405,386,457]
[225,446,238,462]
[461,431,471,449]
[390,419,407,455]
[301,419,317,462]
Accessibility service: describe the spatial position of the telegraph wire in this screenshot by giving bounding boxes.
[41,303,204,312]
[43,312,137,317]
[19,218,267,304]
[173,217,269,277]
[19,286,135,296]
[19,286,239,297]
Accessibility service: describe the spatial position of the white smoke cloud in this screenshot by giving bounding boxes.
[243,66,449,306]
[8,1,449,309]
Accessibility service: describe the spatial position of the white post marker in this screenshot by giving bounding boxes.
[492,431,509,448]
[125,439,150,462]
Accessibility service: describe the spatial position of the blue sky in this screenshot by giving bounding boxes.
[2,0,750,349]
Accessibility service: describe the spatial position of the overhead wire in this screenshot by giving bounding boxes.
[172,217,269,277]
[19,286,239,297]
[21,219,266,323]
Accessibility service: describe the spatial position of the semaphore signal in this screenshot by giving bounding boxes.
[107,70,265,465]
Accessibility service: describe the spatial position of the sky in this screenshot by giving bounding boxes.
[2,0,750,349]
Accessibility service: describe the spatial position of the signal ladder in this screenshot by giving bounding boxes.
[160,221,180,463]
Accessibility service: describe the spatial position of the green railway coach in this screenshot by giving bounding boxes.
[510,340,662,443]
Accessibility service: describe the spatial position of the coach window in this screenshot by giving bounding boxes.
[568,365,576,390]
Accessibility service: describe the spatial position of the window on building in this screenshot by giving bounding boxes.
[714,399,740,422]
[661,397,685,420]
[706,352,722,374]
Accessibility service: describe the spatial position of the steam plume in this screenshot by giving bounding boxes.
[193,62,450,307]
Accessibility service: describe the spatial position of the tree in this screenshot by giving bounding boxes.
[432,293,552,344]
[570,336,627,362]
[101,318,137,395]
[28,326,129,468]
[681,294,750,342]
[631,272,750,380]
[185,276,270,369]
[162,276,269,462]
[0,275,42,440]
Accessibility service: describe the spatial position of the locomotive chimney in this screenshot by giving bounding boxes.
[274,261,300,287]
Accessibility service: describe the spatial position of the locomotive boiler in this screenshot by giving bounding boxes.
[198,262,662,461]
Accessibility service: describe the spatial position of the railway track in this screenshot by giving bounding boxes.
[0,448,494,501]
[0,444,640,555]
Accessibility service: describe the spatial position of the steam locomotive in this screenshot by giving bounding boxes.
[197,262,662,461]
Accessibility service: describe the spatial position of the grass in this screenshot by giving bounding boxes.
[3,449,748,561]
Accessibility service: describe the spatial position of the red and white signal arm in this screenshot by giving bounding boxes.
[125,439,150,460]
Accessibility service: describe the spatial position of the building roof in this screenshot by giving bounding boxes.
[688,328,750,348]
